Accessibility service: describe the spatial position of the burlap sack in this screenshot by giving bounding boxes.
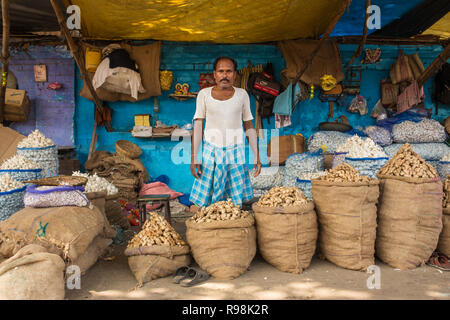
[376,175,443,269]
[86,191,117,239]
[278,39,344,86]
[124,245,190,286]
[79,41,162,102]
[252,202,318,274]
[311,179,379,271]
[0,206,107,262]
[438,207,450,255]
[185,215,256,280]
[0,244,65,300]
[70,236,112,275]
[105,194,130,229]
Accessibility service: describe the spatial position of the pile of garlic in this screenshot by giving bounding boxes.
[127,212,187,248]
[191,199,251,223]
[17,130,54,148]
[0,155,40,170]
[256,186,309,207]
[72,171,118,195]
[0,174,25,192]
[337,135,387,158]
[318,163,371,183]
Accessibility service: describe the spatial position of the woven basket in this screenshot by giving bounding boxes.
[24,175,88,186]
[115,140,142,159]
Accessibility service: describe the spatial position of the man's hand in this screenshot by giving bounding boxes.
[190,157,202,179]
[253,160,262,177]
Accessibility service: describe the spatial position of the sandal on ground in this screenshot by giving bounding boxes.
[426,252,450,271]
[172,266,191,284]
[179,267,210,287]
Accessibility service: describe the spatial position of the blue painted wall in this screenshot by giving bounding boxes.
[74,42,448,194]
[5,45,75,147]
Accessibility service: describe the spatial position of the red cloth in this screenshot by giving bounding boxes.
[139,182,183,211]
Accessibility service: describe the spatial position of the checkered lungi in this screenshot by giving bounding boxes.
[190,141,254,207]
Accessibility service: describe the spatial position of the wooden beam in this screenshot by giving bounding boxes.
[292,0,352,85]
[417,43,450,88]
[49,0,112,132]
[346,0,370,67]
[0,0,10,124]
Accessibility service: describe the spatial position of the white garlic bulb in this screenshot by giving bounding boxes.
[0,154,40,170]
[17,129,54,148]
[0,173,25,192]
[72,171,118,195]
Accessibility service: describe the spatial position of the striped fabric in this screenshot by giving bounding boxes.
[190,141,253,207]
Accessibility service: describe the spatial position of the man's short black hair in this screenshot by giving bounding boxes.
[213,56,238,71]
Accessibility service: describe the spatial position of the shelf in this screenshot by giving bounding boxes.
[168,93,197,101]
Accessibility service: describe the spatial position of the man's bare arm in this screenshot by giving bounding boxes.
[191,119,204,178]
[244,120,262,177]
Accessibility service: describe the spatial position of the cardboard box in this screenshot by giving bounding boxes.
[134,114,151,127]
[4,88,30,122]
[0,126,25,164]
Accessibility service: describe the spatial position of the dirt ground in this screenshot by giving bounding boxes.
[65,215,449,300]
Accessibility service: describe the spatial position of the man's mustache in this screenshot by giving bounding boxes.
[220,79,229,82]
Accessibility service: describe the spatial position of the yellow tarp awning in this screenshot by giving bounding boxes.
[421,11,450,40]
[67,0,347,43]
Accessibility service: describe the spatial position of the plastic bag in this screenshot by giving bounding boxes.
[283,151,324,187]
[363,126,392,147]
[24,185,89,208]
[347,95,368,115]
[307,131,351,154]
[370,99,387,120]
[250,167,285,189]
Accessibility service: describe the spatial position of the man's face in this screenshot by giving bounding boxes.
[213,59,236,89]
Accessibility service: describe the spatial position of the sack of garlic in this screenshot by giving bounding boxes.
[0,155,42,183]
[392,118,446,144]
[283,152,324,187]
[337,135,388,179]
[295,171,328,200]
[252,186,318,274]
[24,185,89,208]
[17,130,58,178]
[0,174,27,221]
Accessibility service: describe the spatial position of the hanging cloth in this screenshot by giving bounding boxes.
[272,82,301,116]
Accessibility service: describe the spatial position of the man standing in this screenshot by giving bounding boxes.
[190,56,261,208]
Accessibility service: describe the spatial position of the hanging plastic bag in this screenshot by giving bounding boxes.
[347,95,368,115]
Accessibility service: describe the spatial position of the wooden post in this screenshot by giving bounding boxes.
[346,0,370,67]
[417,43,450,88]
[49,0,113,132]
[292,0,352,86]
[0,0,10,124]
